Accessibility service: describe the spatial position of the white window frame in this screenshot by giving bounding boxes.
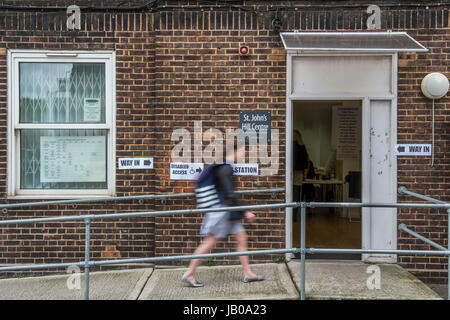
[7,50,116,198]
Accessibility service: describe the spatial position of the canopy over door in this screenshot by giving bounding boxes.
[280,31,428,53]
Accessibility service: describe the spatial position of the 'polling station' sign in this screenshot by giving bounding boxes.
[395,144,432,156]
[119,157,153,169]
[231,163,258,176]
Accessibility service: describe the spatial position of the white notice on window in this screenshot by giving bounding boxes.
[84,98,101,122]
[40,136,106,183]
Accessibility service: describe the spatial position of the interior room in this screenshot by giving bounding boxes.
[292,100,362,257]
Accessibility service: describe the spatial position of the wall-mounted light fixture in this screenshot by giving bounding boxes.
[421,72,449,99]
[421,72,449,166]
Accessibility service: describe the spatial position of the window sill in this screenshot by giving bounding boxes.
[7,193,115,200]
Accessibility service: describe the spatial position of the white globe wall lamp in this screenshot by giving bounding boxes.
[420,72,449,166]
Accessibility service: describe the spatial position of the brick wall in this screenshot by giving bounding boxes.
[397,28,450,283]
[0,1,448,283]
[151,19,287,264]
[0,10,158,276]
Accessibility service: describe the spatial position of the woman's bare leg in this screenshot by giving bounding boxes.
[184,235,219,281]
[234,231,258,278]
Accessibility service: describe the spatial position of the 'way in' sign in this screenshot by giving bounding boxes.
[395,144,432,156]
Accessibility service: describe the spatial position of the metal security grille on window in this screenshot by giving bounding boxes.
[19,63,105,123]
[19,63,107,189]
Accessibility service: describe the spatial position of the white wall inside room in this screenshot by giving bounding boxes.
[293,100,362,170]
[293,101,334,169]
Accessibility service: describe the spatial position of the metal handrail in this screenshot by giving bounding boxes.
[397,186,450,300]
[398,224,447,252]
[0,202,295,225]
[1,201,449,226]
[398,186,448,206]
[0,200,449,300]
[0,188,284,213]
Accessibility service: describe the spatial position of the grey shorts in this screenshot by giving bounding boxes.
[200,205,245,239]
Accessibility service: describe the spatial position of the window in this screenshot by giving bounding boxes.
[8,51,116,197]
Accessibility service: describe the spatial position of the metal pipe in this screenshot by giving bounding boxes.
[0,248,300,272]
[0,202,298,226]
[308,202,450,209]
[398,223,447,251]
[0,261,85,272]
[398,186,446,204]
[300,204,306,301]
[1,247,448,273]
[306,248,450,255]
[0,188,285,210]
[84,218,91,300]
[2,202,450,226]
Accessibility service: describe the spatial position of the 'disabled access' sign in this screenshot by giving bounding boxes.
[170,162,204,180]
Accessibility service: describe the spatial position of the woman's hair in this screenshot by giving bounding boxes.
[293,129,304,145]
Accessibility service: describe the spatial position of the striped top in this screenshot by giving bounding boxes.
[195,184,221,209]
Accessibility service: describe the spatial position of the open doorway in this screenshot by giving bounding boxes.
[292,100,362,259]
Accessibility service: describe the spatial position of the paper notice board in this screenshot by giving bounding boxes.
[40,136,106,183]
[332,106,361,160]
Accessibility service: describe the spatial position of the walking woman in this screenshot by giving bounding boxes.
[182,144,264,287]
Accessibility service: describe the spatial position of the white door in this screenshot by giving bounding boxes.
[362,99,397,263]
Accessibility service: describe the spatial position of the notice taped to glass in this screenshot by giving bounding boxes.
[84,98,101,122]
[40,136,106,183]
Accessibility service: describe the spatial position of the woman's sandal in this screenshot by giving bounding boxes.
[243,274,264,283]
[182,273,204,287]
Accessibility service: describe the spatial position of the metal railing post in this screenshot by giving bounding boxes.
[84,218,91,300]
[448,209,449,301]
[300,202,306,300]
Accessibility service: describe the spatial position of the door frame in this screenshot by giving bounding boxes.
[285,52,398,263]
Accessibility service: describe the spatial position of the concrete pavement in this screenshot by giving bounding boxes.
[0,268,153,300]
[287,260,442,300]
[139,263,298,300]
[0,260,444,300]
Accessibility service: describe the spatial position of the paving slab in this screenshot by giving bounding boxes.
[287,260,442,300]
[0,268,153,300]
[139,263,299,300]
[427,284,448,300]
